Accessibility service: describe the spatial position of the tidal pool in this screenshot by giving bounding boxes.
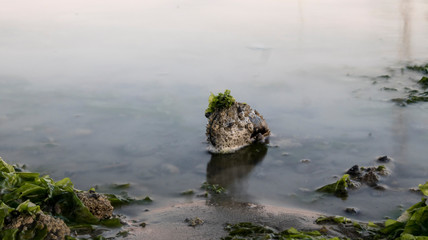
[0,0,428,235]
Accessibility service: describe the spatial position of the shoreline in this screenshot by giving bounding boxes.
[126,200,350,239]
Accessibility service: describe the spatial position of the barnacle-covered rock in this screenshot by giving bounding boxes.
[206,102,270,153]
[4,212,70,240]
[77,191,114,220]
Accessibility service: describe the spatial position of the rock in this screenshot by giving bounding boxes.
[185,217,204,227]
[344,207,360,215]
[161,163,180,174]
[377,155,392,163]
[4,212,71,240]
[361,170,379,187]
[300,159,311,163]
[77,191,114,220]
[373,184,387,191]
[206,102,270,153]
[346,165,361,178]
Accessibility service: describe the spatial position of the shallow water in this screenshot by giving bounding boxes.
[1,0,428,227]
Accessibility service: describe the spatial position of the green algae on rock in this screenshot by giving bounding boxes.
[205,90,270,153]
[316,174,352,199]
[205,89,236,117]
[407,64,428,74]
[0,157,124,239]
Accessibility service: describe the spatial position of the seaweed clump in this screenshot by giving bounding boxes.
[1,200,70,240]
[316,174,356,199]
[0,157,123,239]
[390,63,428,106]
[205,89,236,117]
[221,222,337,240]
[315,182,428,239]
[379,181,428,239]
[317,164,390,199]
[407,63,428,74]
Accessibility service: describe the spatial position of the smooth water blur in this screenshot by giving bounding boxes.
[1,0,428,221]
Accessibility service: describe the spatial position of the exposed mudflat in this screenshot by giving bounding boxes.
[126,200,347,240]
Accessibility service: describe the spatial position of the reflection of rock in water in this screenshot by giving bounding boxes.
[206,143,268,192]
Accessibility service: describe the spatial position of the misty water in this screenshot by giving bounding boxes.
[1,0,428,229]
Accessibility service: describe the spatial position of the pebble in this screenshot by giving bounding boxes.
[300,159,311,163]
[377,155,392,163]
[345,207,360,215]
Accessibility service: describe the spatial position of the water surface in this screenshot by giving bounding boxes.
[1,0,428,226]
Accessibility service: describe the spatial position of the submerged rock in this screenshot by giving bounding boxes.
[361,170,379,187]
[77,191,114,220]
[206,102,270,153]
[4,212,70,240]
[377,155,392,163]
[344,207,360,215]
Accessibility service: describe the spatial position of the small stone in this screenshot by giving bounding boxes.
[409,187,421,193]
[140,222,146,228]
[161,164,180,174]
[361,170,379,187]
[185,217,204,227]
[373,184,387,191]
[377,155,392,163]
[346,165,361,177]
[300,159,311,163]
[348,180,361,189]
[345,207,360,215]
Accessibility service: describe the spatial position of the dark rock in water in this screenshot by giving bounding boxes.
[346,165,361,177]
[344,207,360,215]
[361,170,379,187]
[377,155,392,163]
[300,159,311,164]
[373,184,387,191]
[206,102,270,153]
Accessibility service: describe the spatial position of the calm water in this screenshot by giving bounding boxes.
[1,0,428,224]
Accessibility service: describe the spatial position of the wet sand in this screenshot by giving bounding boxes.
[126,200,346,240]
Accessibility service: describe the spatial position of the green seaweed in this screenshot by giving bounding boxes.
[382,87,398,91]
[222,222,339,240]
[418,77,428,89]
[407,64,428,74]
[405,95,428,104]
[419,182,428,196]
[180,189,195,195]
[201,182,226,194]
[316,174,350,199]
[105,192,152,207]
[378,75,391,79]
[0,201,48,239]
[0,157,99,224]
[109,183,131,190]
[205,89,236,115]
[315,216,352,224]
[0,157,131,239]
[372,182,428,239]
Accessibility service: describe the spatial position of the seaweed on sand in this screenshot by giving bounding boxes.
[0,157,134,239]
